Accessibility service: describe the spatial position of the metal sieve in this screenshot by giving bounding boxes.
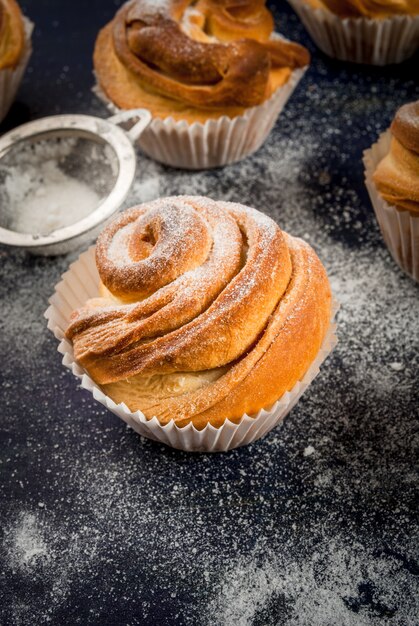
[0,109,151,255]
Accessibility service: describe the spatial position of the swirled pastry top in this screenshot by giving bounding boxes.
[0,0,25,70]
[66,196,332,429]
[303,0,419,18]
[373,101,419,213]
[94,0,310,121]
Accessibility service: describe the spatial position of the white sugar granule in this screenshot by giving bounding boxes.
[390,362,404,372]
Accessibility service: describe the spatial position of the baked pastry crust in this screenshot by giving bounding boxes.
[373,101,419,213]
[66,196,332,429]
[94,0,310,122]
[0,0,24,70]
[303,0,419,18]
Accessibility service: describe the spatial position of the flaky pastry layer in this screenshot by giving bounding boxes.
[373,101,419,213]
[94,0,309,121]
[66,196,332,429]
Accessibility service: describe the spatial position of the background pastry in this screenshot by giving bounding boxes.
[95,0,309,120]
[364,101,419,281]
[373,101,419,213]
[94,0,310,169]
[287,0,419,64]
[303,0,419,19]
[66,196,333,432]
[0,0,24,70]
[0,0,32,122]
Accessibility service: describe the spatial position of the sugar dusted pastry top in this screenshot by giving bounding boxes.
[0,0,24,70]
[373,101,419,213]
[94,0,310,119]
[303,0,419,18]
[66,196,332,429]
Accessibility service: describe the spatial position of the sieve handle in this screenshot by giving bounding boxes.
[108,108,152,143]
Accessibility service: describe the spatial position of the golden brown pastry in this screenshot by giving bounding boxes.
[94,0,310,123]
[303,0,419,18]
[0,0,24,70]
[66,196,332,429]
[373,101,419,213]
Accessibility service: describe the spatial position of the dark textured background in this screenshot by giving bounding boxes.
[0,2,418,625]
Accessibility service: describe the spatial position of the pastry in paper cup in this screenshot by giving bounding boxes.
[94,67,306,170]
[287,0,419,65]
[45,196,338,453]
[92,0,310,169]
[363,132,419,281]
[0,3,34,123]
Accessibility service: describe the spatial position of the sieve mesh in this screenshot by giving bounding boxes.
[0,130,119,236]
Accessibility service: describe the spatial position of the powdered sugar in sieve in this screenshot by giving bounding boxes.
[0,111,151,255]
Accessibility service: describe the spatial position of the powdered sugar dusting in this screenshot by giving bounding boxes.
[4,513,48,569]
[72,194,295,386]
[141,0,170,10]
[5,161,101,235]
[2,111,418,618]
[107,221,137,266]
[0,6,417,624]
[0,137,117,236]
[209,537,419,625]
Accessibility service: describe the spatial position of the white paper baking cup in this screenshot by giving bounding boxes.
[363,130,419,282]
[45,248,338,452]
[288,0,419,64]
[94,33,308,169]
[0,17,33,123]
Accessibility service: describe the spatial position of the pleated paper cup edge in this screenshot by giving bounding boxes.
[289,0,418,26]
[94,68,307,169]
[287,0,419,64]
[363,130,419,281]
[45,247,338,452]
[148,66,306,130]
[93,53,308,168]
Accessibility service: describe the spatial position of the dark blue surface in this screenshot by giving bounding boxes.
[0,2,418,625]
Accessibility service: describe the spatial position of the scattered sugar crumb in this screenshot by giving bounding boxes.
[390,362,404,371]
[4,513,48,569]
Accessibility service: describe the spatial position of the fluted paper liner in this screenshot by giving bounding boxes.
[0,18,33,123]
[288,0,419,65]
[45,248,338,452]
[94,32,307,169]
[363,130,419,282]
[45,247,337,452]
